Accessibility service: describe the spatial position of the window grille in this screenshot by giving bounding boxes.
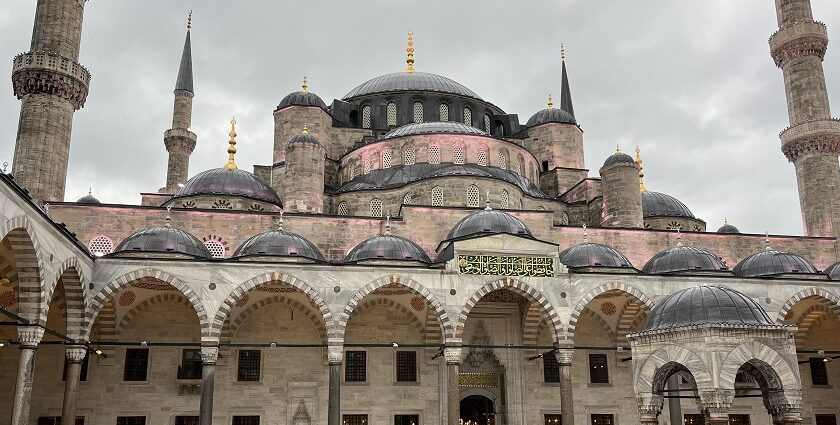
[403,144,416,165]
[684,415,704,425]
[588,353,609,384]
[116,417,145,425]
[38,418,84,425]
[428,145,440,164]
[413,101,424,123]
[497,150,508,170]
[544,415,562,425]
[88,236,113,256]
[348,166,356,180]
[364,156,372,174]
[395,415,420,425]
[484,114,491,133]
[204,241,225,259]
[337,202,349,216]
[517,155,525,175]
[501,190,509,209]
[453,144,465,164]
[463,108,472,125]
[342,415,368,425]
[345,351,367,382]
[175,417,199,425]
[396,351,417,382]
[177,349,202,379]
[123,348,149,381]
[467,185,480,207]
[477,146,488,166]
[370,199,383,217]
[439,103,449,121]
[212,199,232,209]
[232,416,260,425]
[382,150,392,169]
[543,353,560,383]
[403,193,413,205]
[816,414,838,425]
[362,105,372,129]
[238,350,261,382]
[810,357,829,385]
[432,187,443,206]
[590,414,614,425]
[387,102,397,126]
[728,415,751,425]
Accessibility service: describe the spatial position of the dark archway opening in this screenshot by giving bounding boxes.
[460,395,495,425]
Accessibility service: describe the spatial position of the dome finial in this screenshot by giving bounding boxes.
[187,10,192,30]
[547,94,554,109]
[385,213,392,235]
[582,223,588,242]
[765,231,771,251]
[278,210,285,232]
[165,206,172,228]
[615,144,621,154]
[88,187,93,197]
[635,145,648,193]
[675,227,683,247]
[406,32,416,73]
[224,116,238,169]
[301,123,309,135]
[484,190,492,210]
[301,76,308,93]
[724,217,729,225]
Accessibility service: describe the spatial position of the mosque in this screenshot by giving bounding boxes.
[1,1,840,425]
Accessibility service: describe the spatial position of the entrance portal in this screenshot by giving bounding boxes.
[460,395,495,425]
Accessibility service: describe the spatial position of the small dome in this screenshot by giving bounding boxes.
[603,151,635,167]
[644,286,774,332]
[288,131,321,146]
[113,226,210,258]
[526,108,576,127]
[176,168,282,206]
[234,228,325,262]
[642,245,727,274]
[732,250,818,277]
[77,191,101,204]
[344,234,431,263]
[559,242,633,269]
[717,222,740,234]
[447,209,532,240]
[642,191,695,219]
[343,71,483,100]
[382,122,486,140]
[824,261,840,280]
[277,91,327,111]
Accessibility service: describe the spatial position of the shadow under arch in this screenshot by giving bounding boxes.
[0,216,46,325]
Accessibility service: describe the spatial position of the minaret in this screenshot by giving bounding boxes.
[560,44,575,120]
[161,13,198,194]
[770,0,840,236]
[10,0,91,203]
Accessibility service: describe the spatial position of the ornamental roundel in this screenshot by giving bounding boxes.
[410,296,426,312]
[0,290,16,307]
[235,294,250,307]
[600,301,617,316]
[119,290,136,307]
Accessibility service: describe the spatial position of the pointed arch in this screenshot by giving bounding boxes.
[211,271,334,341]
[776,287,840,323]
[337,274,453,341]
[568,281,654,338]
[350,297,425,337]
[50,259,86,341]
[222,294,328,345]
[115,293,193,337]
[635,344,714,394]
[457,278,563,343]
[719,341,800,391]
[579,306,616,341]
[0,216,46,325]
[83,268,209,340]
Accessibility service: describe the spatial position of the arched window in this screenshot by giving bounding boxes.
[364,156,372,174]
[403,193,413,205]
[348,165,356,181]
[387,102,397,126]
[370,198,383,217]
[362,105,372,129]
[529,163,535,182]
[501,190,509,209]
[484,114,491,134]
[403,143,416,165]
[432,186,444,206]
[453,144,465,164]
[477,145,488,166]
[439,103,449,121]
[561,212,569,225]
[463,108,472,125]
[88,235,114,256]
[205,240,226,259]
[413,101,424,123]
[467,185,480,207]
[382,150,392,169]
[428,144,441,164]
[337,202,349,216]
[517,154,526,176]
[497,150,508,170]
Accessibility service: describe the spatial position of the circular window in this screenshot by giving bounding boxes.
[88,236,114,256]
[205,240,226,259]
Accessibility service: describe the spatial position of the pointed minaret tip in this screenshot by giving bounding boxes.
[224,116,238,169]
[561,42,566,61]
[560,45,575,119]
[175,13,194,93]
[406,32,416,73]
[187,10,192,31]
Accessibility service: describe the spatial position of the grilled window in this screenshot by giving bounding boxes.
[588,353,609,384]
[175,417,199,425]
[501,190,509,209]
[345,351,367,382]
[403,144,416,165]
[205,240,225,259]
[816,414,838,425]
[728,415,751,425]
[413,101,424,123]
[810,358,829,385]
[343,415,368,425]
[684,415,704,425]
[403,193,413,205]
[88,236,113,256]
[517,155,525,175]
[337,202,349,216]
[467,185,480,208]
[63,352,89,382]
[439,103,449,121]
[232,416,260,425]
[364,156,372,174]
[497,150,508,170]
[477,146,488,166]
[453,144,465,164]
[178,349,203,379]
[463,108,472,125]
[370,199,383,218]
[123,348,149,381]
[238,350,261,382]
[387,102,397,126]
[544,414,562,425]
[396,415,419,425]
[38,417,84,425]
[432,186,444,206]
[396,351,417,382]
[116,417,145,425]
[428,145,440,164]
[484,114,491,134]
[382,150,392,169]
[590,414,614,425]
[362,105,372,129]
[543,352,560,383]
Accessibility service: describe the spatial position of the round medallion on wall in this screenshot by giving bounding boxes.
[560,292,567,299]
[209,282,217,290]
[118,290,136,307]
[333,286,341,293]
[0,290,16,308]
[450,289,457,296]
[600,301,617,316]
[410,296,425,311]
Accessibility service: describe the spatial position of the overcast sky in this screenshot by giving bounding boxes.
[2,0,839,236]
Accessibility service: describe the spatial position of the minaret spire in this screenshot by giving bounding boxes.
[175,13,194,94]
[560,43,575,119]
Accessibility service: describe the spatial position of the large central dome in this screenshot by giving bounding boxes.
[343,72,483,100]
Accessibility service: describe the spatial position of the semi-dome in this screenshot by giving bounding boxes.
[559,242,633,269]
[824,261,840,280]
[643,286,774,332]
[112,226,210,259]
[344,234,431,263]
[526,107,576,127]
[603,151,635,167]
[642,245,727,274]
[447,208,531,240]
[277,78,327,110]
[77,190,100,204]
[382,122,486,140]
[717,220,740,234]
[176,167,282,206]
[642,191,695,219]
[343,72,482,101]
[234,226,325,262]
[732,249,818,277]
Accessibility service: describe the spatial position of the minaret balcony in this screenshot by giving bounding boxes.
[770,21,828,67]
[11,51,90,109]
[780,118,840,161]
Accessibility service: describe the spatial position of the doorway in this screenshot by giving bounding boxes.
[460,395,495,425]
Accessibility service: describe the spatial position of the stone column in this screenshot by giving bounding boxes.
[555,349,575,425]
[61,345,88,425]
[10,326,45,425]
[636,393,664,425]
[327,339,343,425]
[444,346,462,425]
[768,390,804,425]
[699,390,734,425]
[199,345,219,425]
[667,375,682,425]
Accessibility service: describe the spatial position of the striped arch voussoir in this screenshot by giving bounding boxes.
[776,287,840,324]
[568,281,654,339]
[222,294,328,344]
[49,258,87,341]
[0,216,46,325]
[115,293,192,337]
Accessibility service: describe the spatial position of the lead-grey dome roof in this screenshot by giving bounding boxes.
[344,234,431,263]
[382,122,486,140]
[824,261,840,280]
[277,91,327,111]
[642,191,695,218]
[559,242,633,269]
[732,249,818,277]
[603,152,635,167]
[343,72,483,100]
[642,245,727,274]
[717,222,740,234]
[234,228,325,262]
[112,226,211,259]
[447,209,532,240]
[644,286,774,332]
[77,193,101,204]
[526,108,576,127]
[176,168,282,206]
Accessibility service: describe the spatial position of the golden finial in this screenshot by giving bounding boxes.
[635,145,648,193]
[547,94,554,109]
[278,210,284,231]
[224,116,238,169]
[301,123,309,135]
[615,144,621,154]
[724,217,729,225]
[88,187,93,197]
[187,11,192,30]
[301,76,308,93]
[561,43,566,60]
[385,214,392,235]
[406,32,416,73]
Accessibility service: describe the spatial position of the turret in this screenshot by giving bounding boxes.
[273,77,331,165]
[161,13,198,194]
[599,146,643,228]
[284,125,325,213]
[11,0,91,202]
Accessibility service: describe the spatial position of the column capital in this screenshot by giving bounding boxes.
[200,345,219,364]
[327,338,344,364]
[444,346,462,365]
[637,392,664,424]
[17,326,44,348]
[65,345,88,362]
[554,349,574,365]
[700,389,734,423]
